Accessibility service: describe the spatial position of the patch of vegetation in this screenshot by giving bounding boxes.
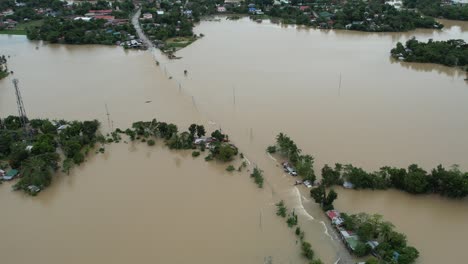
[192,151,200,157]
[391,38,467,69]
[272,133,316,182]
[250,167,264,188]
[275,200,287,217]
[310,185,338,211]
[0,55,8,79]
[0,116,101,195]
[226,165,235,172]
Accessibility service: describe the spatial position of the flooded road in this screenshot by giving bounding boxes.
[1,17,468,264]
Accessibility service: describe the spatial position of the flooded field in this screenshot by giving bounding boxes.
[1,17,468,264]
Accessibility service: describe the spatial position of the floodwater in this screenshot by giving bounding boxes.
[1,17,468,264]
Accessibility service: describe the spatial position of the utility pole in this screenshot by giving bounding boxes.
[13,79,28,128]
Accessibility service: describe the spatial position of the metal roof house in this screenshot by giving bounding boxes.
[3,169,19,181]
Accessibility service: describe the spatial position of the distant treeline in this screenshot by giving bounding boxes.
[404,0,468,21]
[321,163,468,198]
[391,38,468,69]
[27,17,136,45]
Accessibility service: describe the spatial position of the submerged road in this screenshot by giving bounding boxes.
[131,7,155,49]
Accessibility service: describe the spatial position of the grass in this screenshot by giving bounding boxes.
[163,36,196,50]
[0,30,27,35]
[0,20,43,35]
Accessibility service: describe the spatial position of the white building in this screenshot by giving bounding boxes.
[452,0,468,4]
[385,0,403,9]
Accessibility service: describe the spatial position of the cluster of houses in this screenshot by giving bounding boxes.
[0,168,19,181]
[1,168,42,195]
[326,210,380,256]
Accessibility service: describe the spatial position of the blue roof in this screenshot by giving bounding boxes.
[3,169,19,180]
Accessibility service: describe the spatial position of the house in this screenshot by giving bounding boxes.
[217,6,227,12]
[248,7,256,13]
[74,17,92,21]
[452,0,468,4]
[0,169,5,177]
[3,169,19,181]
[319,11,332,19]
[255,9,264,15]
[3,19,18,29]
[142,13,153,19]
[385,0,403,9]
[326,210,344,226]
[2,9,14,16]
[343,181,354,189]
[94,15,115,21]
[299,6,310,11]
[338,227,360,252]
[156,10,165,15]
[183,10,192,16]
[88,9,113,15]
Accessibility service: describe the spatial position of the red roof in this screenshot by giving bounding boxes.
[89,9,113,14]
[94,15,115,20]
[326,210,340,220]
[299,6,310,11]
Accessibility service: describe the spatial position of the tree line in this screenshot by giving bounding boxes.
[320,162,468,198]
[26,17,136,45]
[391,38,467,69]
[404,0,468,21]
[115,119,238,163]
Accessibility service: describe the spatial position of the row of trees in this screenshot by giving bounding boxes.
[26,17,136,45]
[341,213,419,263]
[275,200,324,264]
[0,116,101,195]
[391,38,467,68]
[320,162,468,198]
[0,55,8,79]
[268,133,316,182]
[404,0,468,21]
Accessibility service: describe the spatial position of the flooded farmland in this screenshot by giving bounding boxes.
[1,17,468,264]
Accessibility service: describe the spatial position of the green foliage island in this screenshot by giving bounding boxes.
[0,55,8,79]
[0,116,101,195]
[268,133,316,182]
[391,38,468,70]
[321,162,468,198]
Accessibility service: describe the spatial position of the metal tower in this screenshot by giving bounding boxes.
[12,79,29,128]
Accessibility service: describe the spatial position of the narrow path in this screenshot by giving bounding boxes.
[131,7,155,49]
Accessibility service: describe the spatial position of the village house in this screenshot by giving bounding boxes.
[156,10,165,16]
[142,13,153,20]
[385,0,403,9]
[217,6,227,13]
[0,19,18,29]
[1,9,14,17]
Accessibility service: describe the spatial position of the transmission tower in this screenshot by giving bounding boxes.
[12,79,29,130]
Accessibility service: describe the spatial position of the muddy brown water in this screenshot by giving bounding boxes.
[1,17,468,263]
